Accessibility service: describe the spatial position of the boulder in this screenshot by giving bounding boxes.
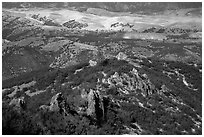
[89,60,97,66]
[116,52,128,60]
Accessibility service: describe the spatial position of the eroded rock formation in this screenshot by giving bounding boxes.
[40,93,67,114]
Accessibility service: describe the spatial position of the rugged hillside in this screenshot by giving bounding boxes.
[2,56,202,135]
[2,2,202,135]
[2,7,202,80]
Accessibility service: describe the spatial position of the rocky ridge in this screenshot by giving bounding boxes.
[3,54,201,134]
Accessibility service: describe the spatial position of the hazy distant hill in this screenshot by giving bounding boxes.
[2,2,202,14]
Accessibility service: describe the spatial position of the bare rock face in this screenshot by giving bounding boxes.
[86,89,104,117]
[9,96,26,110]
[86,89,96,116]
[49,93,64,111]
[79,88,105,121]
[40,93,67,114]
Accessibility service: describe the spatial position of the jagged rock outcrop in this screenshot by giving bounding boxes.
[50,93,66,112]
[116,52,128,60]
[40,93,67,114]
[9,96,26,110]
[79,88,105,121]
[87,89,104,118]
[103,68,156,97]
[89,60,97,66]
[130,68,156,96]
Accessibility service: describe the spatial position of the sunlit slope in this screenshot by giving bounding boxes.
[3,8,201,31]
